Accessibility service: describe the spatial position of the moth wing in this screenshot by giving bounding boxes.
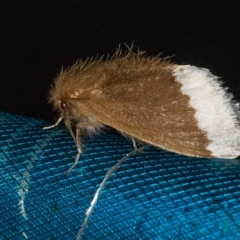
[81,104,212,158]
[68,64,240,158]
[71,68,213,158]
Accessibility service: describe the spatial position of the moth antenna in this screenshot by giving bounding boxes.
[76,145,149,240]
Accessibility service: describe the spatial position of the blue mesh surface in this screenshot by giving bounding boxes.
[0,111,240,240]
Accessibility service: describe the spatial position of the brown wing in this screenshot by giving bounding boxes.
[68,66,212,158]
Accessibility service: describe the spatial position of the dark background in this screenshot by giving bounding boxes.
[1,0,240,121]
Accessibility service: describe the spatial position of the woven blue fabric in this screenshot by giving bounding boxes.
[0,111,240,240]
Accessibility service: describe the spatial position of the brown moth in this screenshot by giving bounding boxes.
[44,47,240,175]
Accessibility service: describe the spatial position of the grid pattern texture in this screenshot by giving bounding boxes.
[0,111,240,240]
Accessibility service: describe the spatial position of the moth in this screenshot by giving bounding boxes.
[44,48,240,175]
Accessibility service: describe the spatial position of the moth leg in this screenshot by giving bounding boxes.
[65,120,103,176]
[64,122,82,176]
[131,137,144,154]
[42,116,63,130]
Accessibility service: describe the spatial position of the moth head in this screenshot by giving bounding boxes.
[57,99,87,126]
